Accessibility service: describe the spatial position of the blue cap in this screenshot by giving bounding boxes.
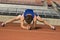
[24,9,34,18]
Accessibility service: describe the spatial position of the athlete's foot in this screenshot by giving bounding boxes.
[51,26,56,30]
[1,23,6,27]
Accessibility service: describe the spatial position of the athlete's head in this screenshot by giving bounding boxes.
[24,14,33,24]
[24,9,34,24]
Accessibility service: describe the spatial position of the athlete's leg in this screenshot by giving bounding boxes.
[37,16,56,30]
[1,15,21,27]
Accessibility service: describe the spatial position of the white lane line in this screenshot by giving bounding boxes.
[0,28,60,33]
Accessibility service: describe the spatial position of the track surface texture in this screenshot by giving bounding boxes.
[0,23,60,40]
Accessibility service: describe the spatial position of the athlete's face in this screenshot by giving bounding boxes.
[24,14,33,24]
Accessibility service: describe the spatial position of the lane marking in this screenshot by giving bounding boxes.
[0,28,60,33]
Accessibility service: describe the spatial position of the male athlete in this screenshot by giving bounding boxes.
[1,9,56,30]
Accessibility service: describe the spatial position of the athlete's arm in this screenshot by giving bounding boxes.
[33,15,37,28]
[20,18,28,30]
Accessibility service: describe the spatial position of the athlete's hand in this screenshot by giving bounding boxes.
[26,25,31,30]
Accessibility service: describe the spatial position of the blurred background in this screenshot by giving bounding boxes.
[0,0,60,25]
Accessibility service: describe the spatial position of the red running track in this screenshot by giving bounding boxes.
[0,23,60,40]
